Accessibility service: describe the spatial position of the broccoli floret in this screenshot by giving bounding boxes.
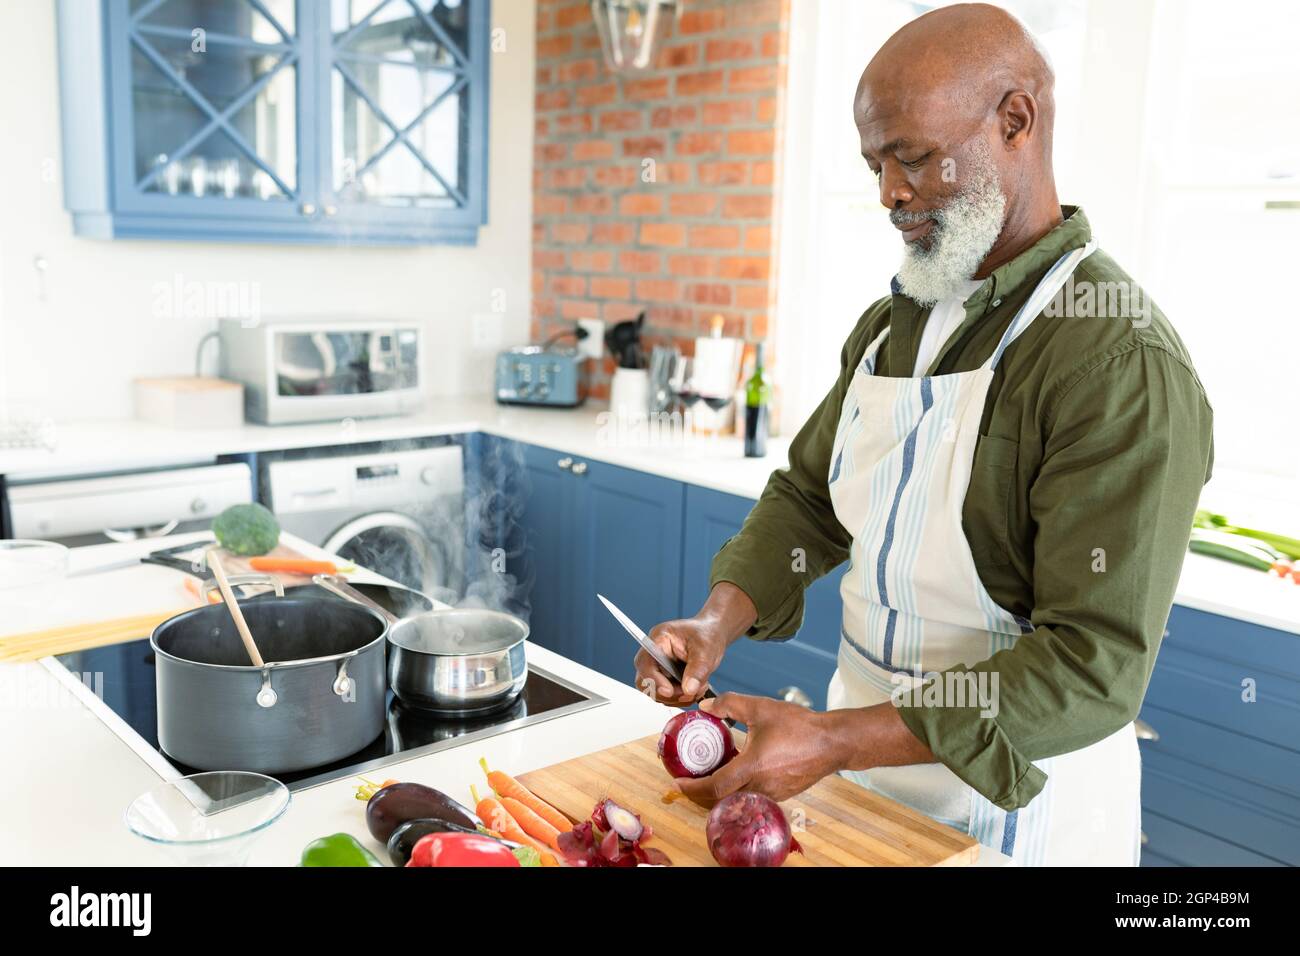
[212,503,280,556]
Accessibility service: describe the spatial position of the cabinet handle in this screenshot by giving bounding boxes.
[1134,718,1160,742]
[778,686,812,708]
[571,461,588,475]
[1140,830,1149,846]
[300,202,317,216]
[324,204,338,216]
[557,457,573,470]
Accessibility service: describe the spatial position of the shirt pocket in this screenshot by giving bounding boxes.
[967,435,1019,568]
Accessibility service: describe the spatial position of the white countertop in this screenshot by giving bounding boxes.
[0,396,792,501]
[2,397,1297,636]
[0,533,1009,867]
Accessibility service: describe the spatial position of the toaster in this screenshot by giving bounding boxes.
[494,347,587,407]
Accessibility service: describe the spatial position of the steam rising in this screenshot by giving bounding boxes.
[329,437,533,623]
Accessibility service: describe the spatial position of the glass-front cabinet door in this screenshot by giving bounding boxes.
[108,0,311,222]
[59,0,489,243]
[319,0,488,238]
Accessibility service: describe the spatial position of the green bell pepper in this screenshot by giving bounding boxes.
[300,832,384,867]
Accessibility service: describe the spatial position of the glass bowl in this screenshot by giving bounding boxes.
[0,539,69,588]
[0,540,70,632]
[125,771,290,866]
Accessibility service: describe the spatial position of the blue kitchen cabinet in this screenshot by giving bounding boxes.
[515,442,579,661]
[56,0,489,245]
[512,443,684,685]
[680,485,842,709]
[575,458,685,685]
[1137,604,1300,866]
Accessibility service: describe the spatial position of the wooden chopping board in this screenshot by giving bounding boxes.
[519,734,980,867]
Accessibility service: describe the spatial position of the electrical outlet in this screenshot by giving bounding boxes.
[577,318,605,359]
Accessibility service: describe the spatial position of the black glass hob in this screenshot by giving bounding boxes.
[53,638,604,791]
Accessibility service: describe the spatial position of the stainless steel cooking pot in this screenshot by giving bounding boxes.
[151,595,388,773]
[388,608,529,715]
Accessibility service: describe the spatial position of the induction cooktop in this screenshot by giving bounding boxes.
[47,637,606,792]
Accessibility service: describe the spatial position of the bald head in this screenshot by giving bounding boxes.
[858,4,1055,152]
[853,4,1063,281]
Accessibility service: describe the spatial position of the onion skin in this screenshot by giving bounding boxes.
[706,792,796,867]
[658,710,738,779]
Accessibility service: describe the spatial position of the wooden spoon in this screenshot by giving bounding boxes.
[206,547,266,667]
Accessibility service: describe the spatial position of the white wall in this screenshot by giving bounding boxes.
[0,0,535,424]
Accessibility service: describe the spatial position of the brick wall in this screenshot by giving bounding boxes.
[531,0,790,400]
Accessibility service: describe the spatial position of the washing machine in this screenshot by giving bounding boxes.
[264,444,466,602]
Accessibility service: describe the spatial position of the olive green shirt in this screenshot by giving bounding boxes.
[711,207,1214,811]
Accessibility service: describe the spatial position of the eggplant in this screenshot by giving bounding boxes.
[365,782,480,844]
[386,817,482,867]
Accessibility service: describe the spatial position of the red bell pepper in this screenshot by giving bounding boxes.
[405,832,521,868]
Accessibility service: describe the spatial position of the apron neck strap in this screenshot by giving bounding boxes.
[982,239,1098,371]
[858,326,891,374]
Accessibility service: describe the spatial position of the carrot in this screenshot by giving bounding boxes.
[479,757,573,833]
[247,557,348,576]
[471,785,559,866]
[183,576,222,605]
[501,796,563,851]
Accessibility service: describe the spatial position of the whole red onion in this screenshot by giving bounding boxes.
[706,792,797,867]
[658,710,737,779]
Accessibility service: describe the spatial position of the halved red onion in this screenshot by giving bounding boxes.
[658,710,738,779]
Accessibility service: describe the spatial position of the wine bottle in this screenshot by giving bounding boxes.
[743,344,770,458]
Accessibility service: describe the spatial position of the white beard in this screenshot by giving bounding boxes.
[894,153,1006,307]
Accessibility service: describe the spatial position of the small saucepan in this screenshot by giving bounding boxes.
[313,575,529,715]
[387,609,529,715]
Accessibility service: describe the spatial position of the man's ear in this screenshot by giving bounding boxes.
[997,90,1038,150]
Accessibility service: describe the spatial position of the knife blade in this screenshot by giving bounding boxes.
[597,593,718,702]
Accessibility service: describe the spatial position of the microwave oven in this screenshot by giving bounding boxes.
[218,318,423,425]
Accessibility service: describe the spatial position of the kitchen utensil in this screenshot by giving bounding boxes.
[206,548,266,667]
[647,345,678,414]
[518,734,981,867]
[604,311,646,369]
[248,579,434,618]
[312,573,400,624]
[387,608,529,714]
[0,539,71,635]
[609,367,649,421]
[307,577,527,715]
[124,771,290,866]
[597,593,718,702]
[0,539,68,587]
[151,595,388,773]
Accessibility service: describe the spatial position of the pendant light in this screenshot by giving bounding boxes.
[591,0,680,74]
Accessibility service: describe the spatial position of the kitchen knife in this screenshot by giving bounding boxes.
[597,593,719,702]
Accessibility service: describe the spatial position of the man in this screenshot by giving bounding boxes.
[636,4,1213,865]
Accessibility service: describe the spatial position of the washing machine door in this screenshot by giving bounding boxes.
[324,511,456,604]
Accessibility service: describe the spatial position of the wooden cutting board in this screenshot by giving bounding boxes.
[519,734,980,867]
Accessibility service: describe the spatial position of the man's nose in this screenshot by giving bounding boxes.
[879,166,915,209]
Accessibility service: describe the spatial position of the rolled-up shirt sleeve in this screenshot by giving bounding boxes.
[896,343,1214,810]
[708,314,879,640]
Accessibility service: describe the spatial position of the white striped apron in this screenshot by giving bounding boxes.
[825,241,1142,865]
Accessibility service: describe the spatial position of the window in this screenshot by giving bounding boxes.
[775,0,1299,520]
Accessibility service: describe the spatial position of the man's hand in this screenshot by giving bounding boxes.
[673,694,852,805]
[673,694,938,806]
[634,582,757,704]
